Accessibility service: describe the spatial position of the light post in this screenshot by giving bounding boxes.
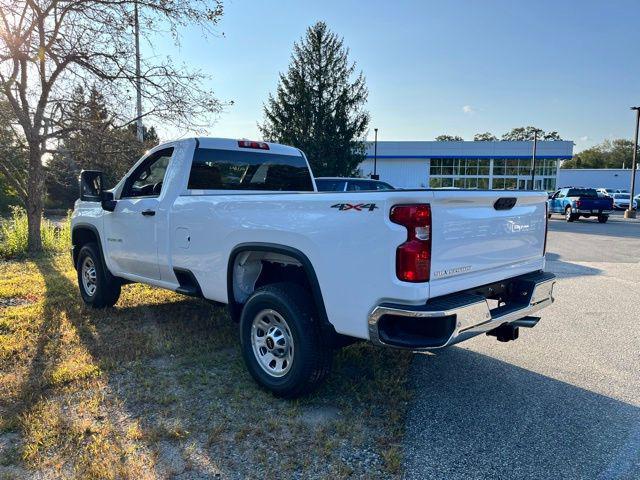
[624,107,639,219]
[134,0,144,142]
[530,129,539,190]
[371,128,379,180]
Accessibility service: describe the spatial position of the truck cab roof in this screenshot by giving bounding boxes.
[159,137,303,158]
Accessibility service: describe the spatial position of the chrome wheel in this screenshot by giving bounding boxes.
[251,309,294,378]
[81,256,97,297]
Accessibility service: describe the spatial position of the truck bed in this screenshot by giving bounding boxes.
[170,188,547,339]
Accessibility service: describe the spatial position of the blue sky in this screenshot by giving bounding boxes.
[147,0,640,152]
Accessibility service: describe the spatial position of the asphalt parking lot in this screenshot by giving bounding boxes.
[404,213,640,479]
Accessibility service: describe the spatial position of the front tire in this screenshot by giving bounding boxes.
[239,283,332,398]
[565,207,576,222]
[76,243,121,308]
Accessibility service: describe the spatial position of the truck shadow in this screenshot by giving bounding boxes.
[14,256,410,478]
[405,348,640,479]
[544,253,603,278]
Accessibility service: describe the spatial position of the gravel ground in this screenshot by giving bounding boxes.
[403,215,640,479]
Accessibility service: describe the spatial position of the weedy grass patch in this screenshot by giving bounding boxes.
[0,207,71,260]
[0,254,413,479]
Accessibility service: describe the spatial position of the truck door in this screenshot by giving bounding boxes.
[550,190,562,212]
[103,148,174,280]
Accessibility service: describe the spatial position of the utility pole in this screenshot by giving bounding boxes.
[624,107,639,219]
[530,129,539,190]
[134,0,144,142]
[372,128,379,180]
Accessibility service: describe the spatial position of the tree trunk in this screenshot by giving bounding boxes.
[26,147,45,254]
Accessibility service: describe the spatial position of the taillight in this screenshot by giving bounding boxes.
[543,202,549,255]
[390,204,431,282]
[238,140,270,150]
[576,199,582,208]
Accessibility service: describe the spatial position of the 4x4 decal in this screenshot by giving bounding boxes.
[331,203,378,212]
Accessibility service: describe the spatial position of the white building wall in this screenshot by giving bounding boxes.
[557,169,640,190]
[359,158,429,188]
[357,140,574,190]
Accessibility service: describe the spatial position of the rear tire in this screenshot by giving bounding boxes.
[76,243,121,308]
[239,282,332,398]
[565,207,575,222]
[598,215,608,223]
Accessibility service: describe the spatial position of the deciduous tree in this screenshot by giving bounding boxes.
[435,134,463,141]
[0,0,224,252]
[473,132,497,141]
[501,127,562,141]
[561,139,633,169]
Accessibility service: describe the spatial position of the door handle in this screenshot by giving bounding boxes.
[141,209,156,216]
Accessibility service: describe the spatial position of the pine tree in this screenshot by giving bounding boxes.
[45,86,159,208]
[260,22,369,177]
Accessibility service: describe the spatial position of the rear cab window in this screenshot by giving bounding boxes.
[567,188,598,198]
[315,179,347,191]
[188,148,314,192]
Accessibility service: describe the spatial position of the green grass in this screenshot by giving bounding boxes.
[0,254,413,479]
[0,207,71,259]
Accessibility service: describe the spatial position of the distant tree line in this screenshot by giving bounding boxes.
[432,129,635,169]
[434,127,563,141]
[562,139,634,169]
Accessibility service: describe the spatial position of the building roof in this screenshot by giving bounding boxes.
[364,140,574,159]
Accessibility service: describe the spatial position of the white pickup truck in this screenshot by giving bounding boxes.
[72,137,556,397]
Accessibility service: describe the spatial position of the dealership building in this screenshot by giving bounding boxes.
[359,140,574,191]
[556,168,640,191]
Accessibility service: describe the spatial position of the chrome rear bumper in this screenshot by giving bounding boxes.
[368,271,556,350]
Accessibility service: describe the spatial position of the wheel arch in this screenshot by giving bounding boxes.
[226,243,330,328]
[71,223,106,272]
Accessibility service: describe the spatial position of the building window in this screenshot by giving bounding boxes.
[428,156,558,191]
[543,177,557,191]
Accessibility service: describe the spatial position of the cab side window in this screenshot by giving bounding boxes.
[122,148,174,198]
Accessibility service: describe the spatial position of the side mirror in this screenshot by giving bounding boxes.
[79,170,103,202]
[79,170,117,212]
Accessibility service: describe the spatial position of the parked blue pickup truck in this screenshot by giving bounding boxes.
[548,187,614,223]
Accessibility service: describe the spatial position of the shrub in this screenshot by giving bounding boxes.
[0,206,71,259]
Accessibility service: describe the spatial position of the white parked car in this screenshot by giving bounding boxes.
[71,138,556,397]
[315,177,395,191]
[611,193,637,210]
[597,188,630,198]
[596,188,615,197]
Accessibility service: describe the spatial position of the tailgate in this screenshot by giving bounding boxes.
[429,190,547,294]
[582,197,612,209]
